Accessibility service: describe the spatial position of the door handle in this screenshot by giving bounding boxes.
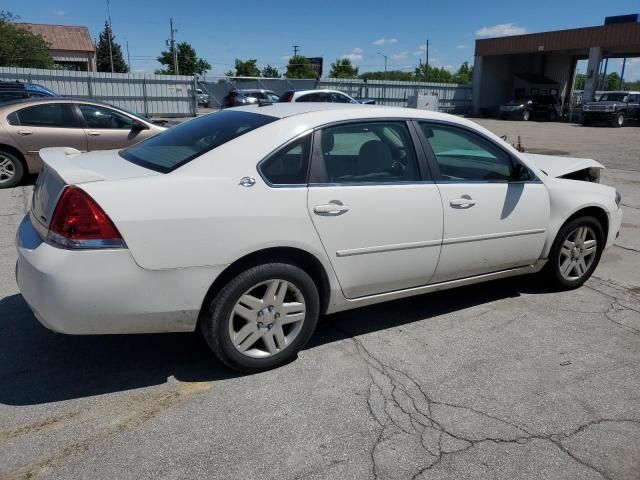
[17,130,32,136]
[87,131,101,136]
[450,196,476,209]
[314,202,349,216]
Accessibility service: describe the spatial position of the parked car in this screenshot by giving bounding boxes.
[16,104,622,372]
[498,95,561,121]
[0,81,58,104]
[582,91,640,127]
[0,97,165,188]
[279,89,375,104]
[222,89,280,108]
[195,88,210,106]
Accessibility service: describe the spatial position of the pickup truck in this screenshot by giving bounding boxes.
[582,91,640,127]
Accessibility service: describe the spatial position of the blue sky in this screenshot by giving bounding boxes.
[5,0,640,79]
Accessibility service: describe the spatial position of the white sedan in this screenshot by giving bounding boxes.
[16,104,622,372]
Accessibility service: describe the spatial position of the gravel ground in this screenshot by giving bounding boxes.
[0,119,638,480]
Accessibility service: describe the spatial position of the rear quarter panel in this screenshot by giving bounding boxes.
[81,121,332,276]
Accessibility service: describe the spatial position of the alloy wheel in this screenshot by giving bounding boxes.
[558,226,598,281]
[0,155,15,184]
[228,279,306,358]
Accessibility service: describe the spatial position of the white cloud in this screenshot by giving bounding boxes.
[475,23,527,38]
[456,44,468,49]
[342,48,364,62]
[391,51,408,61]
[372,38,398,46]
[53,9,65,15]
[412,44,427,56]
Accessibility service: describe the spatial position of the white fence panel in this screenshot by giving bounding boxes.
[0,67,197,117]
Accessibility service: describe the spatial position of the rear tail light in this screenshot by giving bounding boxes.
[47,186,125,249]
[281,91,294,102]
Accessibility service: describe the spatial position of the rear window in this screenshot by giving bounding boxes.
[119,110,277,173]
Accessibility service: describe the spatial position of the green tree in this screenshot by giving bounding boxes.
[224,69,234,77]
[285,55,317,79]
[452,61,473,84]
[414,64,453,83]
[156,41,210,76]
[604,72,621,91]
[0,11,53,68]
[261,64,280,78]
[329,58,359,78]
[234,58,260,77]
[359,70,414,81]
[96,21,128,73]
[574,73,586,90]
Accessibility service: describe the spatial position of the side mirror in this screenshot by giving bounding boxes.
[511,163,530,181]
[131,120,148,131]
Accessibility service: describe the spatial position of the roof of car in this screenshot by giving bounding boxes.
[229,102,451,121]
[0,96,120,109]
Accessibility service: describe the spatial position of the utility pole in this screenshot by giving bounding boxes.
[168,18,179,75]
[377,52,387,80]
[293,45,299,57]
[107,0,114,72]
[126,40,131,71]
[425,39,429,83]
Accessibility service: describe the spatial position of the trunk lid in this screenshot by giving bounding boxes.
[31,147,160,228]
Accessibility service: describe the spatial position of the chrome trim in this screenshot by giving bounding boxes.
[336,239,441,257]
[442,228,545,246]
[308,180,436,188]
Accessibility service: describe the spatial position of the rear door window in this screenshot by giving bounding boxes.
[120,110,277,173]
[8,103,81,128]
[317,121,420,183]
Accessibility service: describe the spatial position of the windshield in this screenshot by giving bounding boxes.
[599,93,627,102]
[120,110,277,173]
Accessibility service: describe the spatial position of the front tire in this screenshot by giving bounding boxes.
[542,216,604,290]
[201,263,320,372]
[612,112,624,128]
[0,150,24,189]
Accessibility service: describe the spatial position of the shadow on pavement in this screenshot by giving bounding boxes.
[0,276,548,406]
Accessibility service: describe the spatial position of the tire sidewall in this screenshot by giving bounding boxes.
[547,216,604,289]
[0,150,24,189]
[522,110,531,121]
[202,262,320,372]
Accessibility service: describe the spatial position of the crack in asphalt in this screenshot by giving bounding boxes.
[614,244,640,254]
[328,321,639,480]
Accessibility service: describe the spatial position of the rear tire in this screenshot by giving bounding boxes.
[0,150,24,189]
[612,112,624,128]
[542,216,604,290]
[521,110,531,121]
[200,262,320,372]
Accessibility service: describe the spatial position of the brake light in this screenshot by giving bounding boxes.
[48,186,124,249]
[282,91,294,102]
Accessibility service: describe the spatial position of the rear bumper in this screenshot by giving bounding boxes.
[16,215,224,335]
